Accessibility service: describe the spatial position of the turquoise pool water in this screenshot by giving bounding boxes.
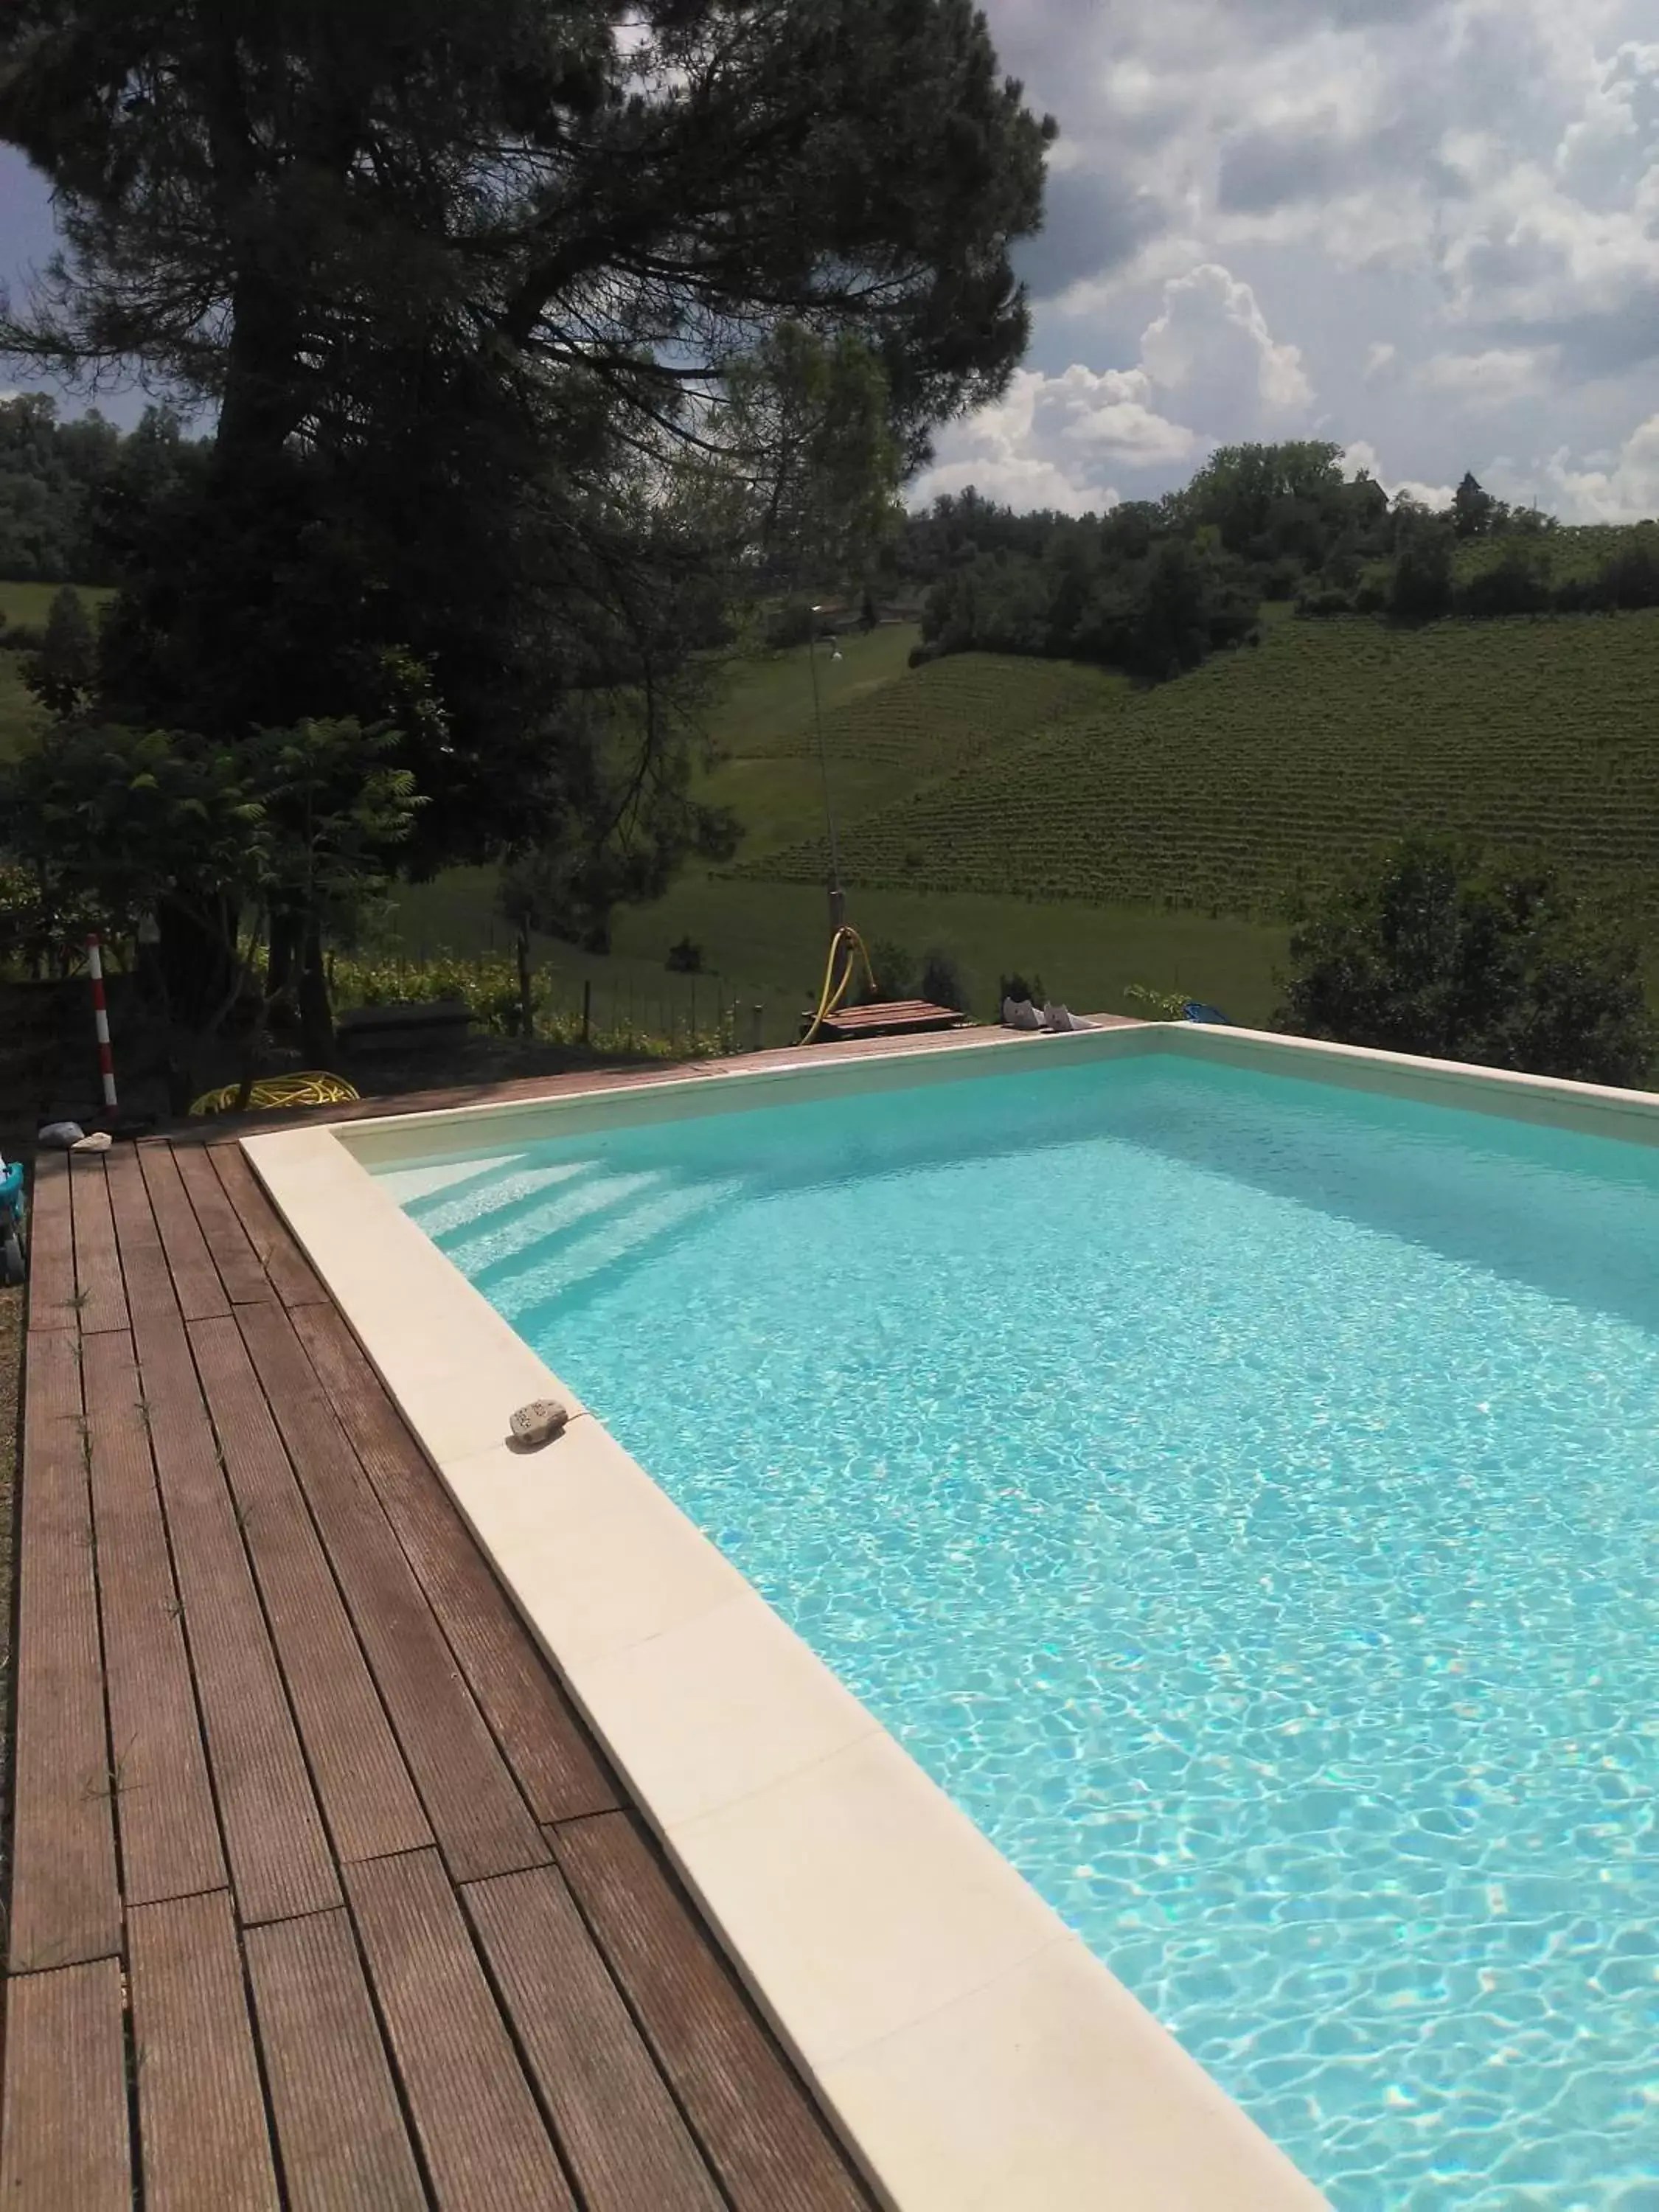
[385,1052,1659,2208]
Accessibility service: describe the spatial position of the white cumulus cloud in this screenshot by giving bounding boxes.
[915,262,1305,512]
[1536,414,1659,520]
[916,0,1659,520]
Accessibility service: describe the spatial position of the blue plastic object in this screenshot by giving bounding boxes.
[1183,1001,1231,1025]
[0,1159,23,1285]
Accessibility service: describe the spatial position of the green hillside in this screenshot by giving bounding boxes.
[703,635,1121,859]
[744,613,1659,917]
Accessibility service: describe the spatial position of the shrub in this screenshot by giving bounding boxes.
[665,933,703,973]
[765,599,816,649]
[1261,556,1304,602]
[1388,533,1454,623]
[862,935,917,1001]
[1276,832,1656,1085]
[919,947,967,1010]
[1453,548,1554,619]
[1295,585,1356,619]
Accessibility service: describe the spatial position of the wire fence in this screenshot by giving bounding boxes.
[329,948,776,1056]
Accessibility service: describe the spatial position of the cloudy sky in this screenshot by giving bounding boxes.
[923,0,1659,520]
[4,0,1659,522]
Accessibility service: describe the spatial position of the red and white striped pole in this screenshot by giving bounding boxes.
[86,933,118,1113]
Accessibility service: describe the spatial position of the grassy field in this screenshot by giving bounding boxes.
[705,622,921,755]
[24,580,1659,1040]
[395,863,1288,1031]
[703,636,1123,860]
[751,613,1659,917]
[0,580,114,759]
[393,629,1262,1032]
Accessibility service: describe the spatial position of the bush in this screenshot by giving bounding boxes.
[998,970,1045,1007]
[765,599,816,649]
[1295,585,1356,619]
[919,946,967,1010]
[862,935,917,1001]
[1388,533,1454,623]
[1276,832,1656,1085]
[1453,547,1554,619]
[908,639,945,669]
[1261,556,1304,602]
[665,933,703,973]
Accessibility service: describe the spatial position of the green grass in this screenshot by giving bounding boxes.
[366,594,1659,1039]
[394,863,1287,1032]
[752,613,1659,917]
[0,580,114,630]
[0,581,114,759]
[707,642,1122,862]
[704,623,920,758]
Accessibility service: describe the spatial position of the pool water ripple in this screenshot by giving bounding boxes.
[395,1056,1659,2208]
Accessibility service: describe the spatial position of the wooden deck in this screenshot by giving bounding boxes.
[815,1000,966,1044]
[3,1131,876,2209]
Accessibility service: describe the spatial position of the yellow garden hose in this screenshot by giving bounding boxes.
[188,1071,361,1117]
[799,924,877,1046]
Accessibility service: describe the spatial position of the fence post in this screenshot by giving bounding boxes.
[86,933,119,1113]
[582,978,592,1045]
[750,1002,764,1053]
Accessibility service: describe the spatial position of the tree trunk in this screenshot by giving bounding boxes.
[158,893,238,1031]
[298,915,335,1065]
[515,917,534,1038]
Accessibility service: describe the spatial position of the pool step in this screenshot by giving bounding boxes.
[437,1167,667,1279]
[485,1178,741,1327]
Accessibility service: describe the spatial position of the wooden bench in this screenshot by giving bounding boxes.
[813,998,967,1043]
[335,998,473,1051]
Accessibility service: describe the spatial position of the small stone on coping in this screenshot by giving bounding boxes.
[509,1399,569,1451]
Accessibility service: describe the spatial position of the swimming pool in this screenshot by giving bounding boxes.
[383,1048,1659,2208]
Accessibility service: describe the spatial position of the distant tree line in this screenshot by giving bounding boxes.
[894,448,1659,685]
[0,392,206,587]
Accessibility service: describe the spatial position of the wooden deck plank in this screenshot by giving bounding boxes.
[344,1848,578,2211]
[8,1325,123,1973]
[0,1959,131,2209]
[244,1908,426,2212]
[172,1142,275,1305]
[125,1302,340,1927]
[23,1151,77,1334]
[188,1312,433,1865]
[81,1329,225,1906]
[553,1814,874,2212]
[818,1001,964,1041]
[138,1140,232,1321]
[68,1156,130,1336]
[103,1142,184,1325]
[464,1865,725,2212]
[209,1143,327,1306]
[128,1888,281,2212]
[290,1302,619,1826]
[237,1302,547,1883]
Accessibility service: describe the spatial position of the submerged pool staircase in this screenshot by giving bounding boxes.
[397,1154,740,1335]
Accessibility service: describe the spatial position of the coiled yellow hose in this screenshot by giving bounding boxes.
[799,925,877,1046]
[188,1071,361,1117]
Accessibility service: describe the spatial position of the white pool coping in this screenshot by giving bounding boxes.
[242,1021,1659,2209]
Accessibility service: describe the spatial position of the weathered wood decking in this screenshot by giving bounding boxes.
[4,1129,877,2209]
[815,1000,966,1044]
